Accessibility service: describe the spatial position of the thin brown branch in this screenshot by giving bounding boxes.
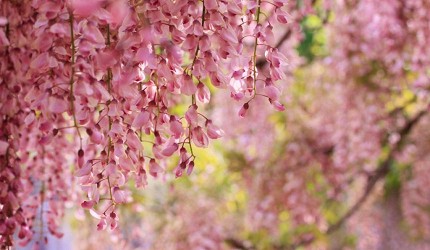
[325,160,390,234]
[327,109,426,233]
[289,108,427,249]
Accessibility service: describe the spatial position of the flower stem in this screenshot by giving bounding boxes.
[69,12,82,148]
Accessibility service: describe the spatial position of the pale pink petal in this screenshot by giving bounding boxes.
[96,50,117,70]
[75,162,92,177]
[107,0,129,27]
[30,53,50,70]
[118,156,133,172]
[188,20,203,36]
[81,200,96,209]
[276,8,288,24]
[149,159,161,178]
[227,1,242,15]
[106,162,116,176]
[90,185,100,203]
[182,35,198,50]
[7,192,19,211]
[272,100,286,111]
[112,187,126,203]
[90,209,102,220]
[110,218,118,230]
[97,218,106,230]
[170,117,184,138]
[265,85,280,101]
[221,25,238,44]
[0,30,9,46]
[162,143,179,157]
[180,147,190,164]
[49,23,69,37]
[206,121,224,139]
[87,128,104,144]
[209,72,227,88]
[82,24,105,45]
[199,35,210,52]
[181,75,197,95]
[185,105,198,127]
[71,0,102,17]
[0,17,8,26]
[203,52,217,72]
[126,131,142,151]
[175,166,183,178]
[187,161,195,175]
[197,82,211,103]
[192,126,209,148]
[205,0,218,10]
[134,46,153,62]
[114,143,125,158]
[0,140,9,155]
[132,110,150,128]
[48,97,68,113]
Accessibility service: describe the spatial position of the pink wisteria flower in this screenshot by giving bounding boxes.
[0,0,290,247]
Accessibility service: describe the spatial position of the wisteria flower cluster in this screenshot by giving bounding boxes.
[0,0,289,248]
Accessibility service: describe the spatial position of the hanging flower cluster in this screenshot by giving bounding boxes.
[0,0,289,247]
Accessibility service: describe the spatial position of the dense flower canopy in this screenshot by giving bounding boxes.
[1,0,289,248]
[1,0,430,249]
